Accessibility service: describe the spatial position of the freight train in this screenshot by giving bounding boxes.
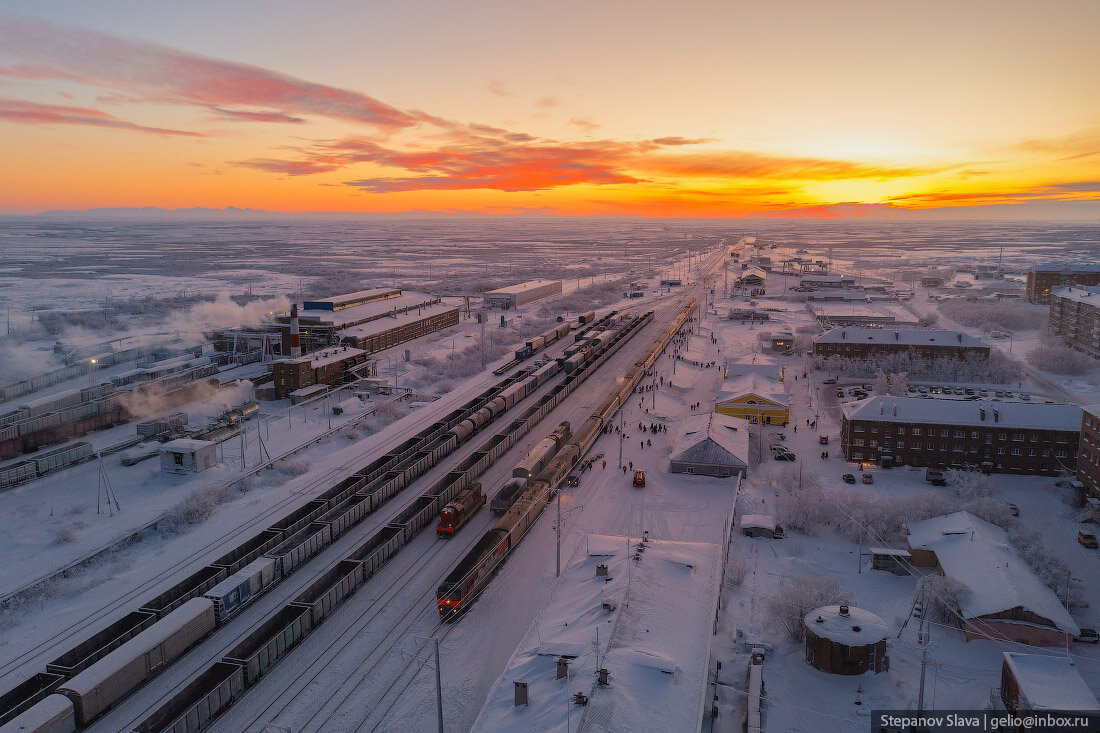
[436,296,698,622]
[0,306,662,733]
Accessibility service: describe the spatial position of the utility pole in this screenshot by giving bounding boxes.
[618,407,624,469]
[434,637,444,733]
[556,491,562,577]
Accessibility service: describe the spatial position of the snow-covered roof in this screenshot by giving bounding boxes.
[741,514,776,531]
[725,354,783,381]
[843,396,1081,432]
[338,302,457,340]
[293,292,439,328]
[1032,263,1100,274]
[869,547,911,557]
[276,345,366,367]
[808,301,919,322]
[670,413,749,469]
[814,327,988,348]
[717,374,788,406]
[472,536,720,733]
[485,279,561,295]
[907,512,1079,635]
[804,605,889,646]
[1003,653,1099,710]
[160,438,215,453]
[801,274,855,283]
[1051,285,1100,305]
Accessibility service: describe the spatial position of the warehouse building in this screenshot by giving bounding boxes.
[1026,264,1100,303]
[812,327,990,361]
[800,274,856,289]
[1048,286,1100,359]
[808,301,921,327]
[841,396,1080,474]
[668,412,749,478]
[277,290,441,353]
[908,513,1079,647]
[484,279,562,309]
[339,302,459,353]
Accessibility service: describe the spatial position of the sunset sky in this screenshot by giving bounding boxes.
[0,1,1098,218]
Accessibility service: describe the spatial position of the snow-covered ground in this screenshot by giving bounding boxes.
[3,220,1100,731]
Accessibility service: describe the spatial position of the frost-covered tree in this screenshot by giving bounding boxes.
[766,574,845,641]
[1026,343,1095,375]
[916,575,971,625]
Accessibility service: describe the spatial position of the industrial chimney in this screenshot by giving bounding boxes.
[288,303,303,358]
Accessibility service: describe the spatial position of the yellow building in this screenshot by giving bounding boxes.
[714,374,789,425]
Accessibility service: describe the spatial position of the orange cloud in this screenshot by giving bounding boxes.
[0,97,204,136]
[0,13,420,131]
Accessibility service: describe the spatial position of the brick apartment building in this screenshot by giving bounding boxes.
[812,327,990,361]
[841,396,1080,475]
[1077,405,1100,499]
[1048,286,1100,359]
[1025,264,1100,303]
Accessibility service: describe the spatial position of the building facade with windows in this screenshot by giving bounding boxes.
[1077,405,1100,499]
[1048,286,1100,359]
[812,327,990,361]
[841,397,1080,475]
[1026,264,1100,303]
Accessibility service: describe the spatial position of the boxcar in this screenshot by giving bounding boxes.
[0,672,65,727]
[203,558,277,624]
[0,693,74,733]
[58,598,216,727]
[46,611,158,678]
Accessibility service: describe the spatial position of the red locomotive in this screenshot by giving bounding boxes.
[436,482,485,537]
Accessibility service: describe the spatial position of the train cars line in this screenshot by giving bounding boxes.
[436,296,698,621]
[0,303,668,733]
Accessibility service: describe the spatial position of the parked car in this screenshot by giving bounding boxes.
[1007,503,1019,517]
[836,388,846,398]
[818,436,829,445]
[965,388,975,395]
[1074,628,1100,644]
[861,473,874,484]
[823,379,837,385]
[774,451,796,462]
[1079,530,1099,549]
[842,473,856,484]
[925,468,947,486]
[633,469,646,487]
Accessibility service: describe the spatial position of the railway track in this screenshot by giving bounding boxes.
[84,323,616,732]
[0,354,542,698]
[205,293,698,733]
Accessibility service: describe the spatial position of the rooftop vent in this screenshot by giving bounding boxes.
[839,605,850,617]
[816,616,824,623]
[895,332,899,341]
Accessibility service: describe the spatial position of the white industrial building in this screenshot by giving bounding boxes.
[484,280,562,309]
[160,439,217,474]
